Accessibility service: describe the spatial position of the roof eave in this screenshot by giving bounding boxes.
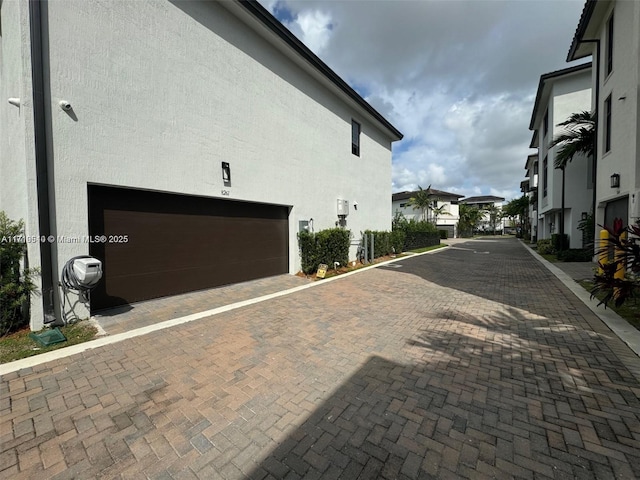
[567,0,615,62]
[232,0,403,141]
[528,62,591,131]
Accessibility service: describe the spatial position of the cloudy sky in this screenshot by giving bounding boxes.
[260,0,588,202]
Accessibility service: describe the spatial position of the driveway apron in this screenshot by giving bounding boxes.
[2,238,640,479]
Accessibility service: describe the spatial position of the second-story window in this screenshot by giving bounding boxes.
[543,156,548,197]
[352,120,361,156]
[604,94,612,153]
[606,12,614,76]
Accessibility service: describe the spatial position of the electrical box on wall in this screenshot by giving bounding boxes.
[632,191,640,218]
[337,199,349,216]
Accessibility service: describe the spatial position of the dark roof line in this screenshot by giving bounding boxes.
[567,0,598,61]
[392,188,464,201]
[238,0,403,141]
[528,62,592,131]
[461,196,505,203]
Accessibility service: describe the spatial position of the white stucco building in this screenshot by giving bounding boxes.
[528,63,593,249]
[523,153,539,241]
[460,196,506,234]
[0,0,402,330]
[392,188,463,237]
[567,0,640,234]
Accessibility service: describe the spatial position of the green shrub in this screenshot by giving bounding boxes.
[439,230,448,239]
[392,219,439,251]
[390,230,406,255]
[363,230,393,258]
[557,249,593,262]
[537,239,554,255]
[1,212,38,336]
[297,228,350,274]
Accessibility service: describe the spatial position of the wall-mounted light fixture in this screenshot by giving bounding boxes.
[8,98,20,107]
[581,212,588,220]
[222,162,231,187]
[610,173,620,189]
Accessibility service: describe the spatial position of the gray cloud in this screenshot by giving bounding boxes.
[265,0,586,200]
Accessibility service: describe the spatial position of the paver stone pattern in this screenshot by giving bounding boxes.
[1,238,640,479]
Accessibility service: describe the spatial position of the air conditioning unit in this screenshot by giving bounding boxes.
[337,199,349,216]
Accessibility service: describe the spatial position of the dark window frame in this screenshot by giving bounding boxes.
[604,94,612,153]
[543,156,548,197]
[606,12,614,76]
[543,110,549,138]
[351,119,361,156]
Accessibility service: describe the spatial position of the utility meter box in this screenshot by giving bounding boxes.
[337,199,349,216]
[632,191,640,219]
[73,257,103,285]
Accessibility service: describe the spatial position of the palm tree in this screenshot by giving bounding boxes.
[431,204,451,225]
[407,185,434,222]
[484,204,502,235]
[548,111,595,250]
[457,204,483,237]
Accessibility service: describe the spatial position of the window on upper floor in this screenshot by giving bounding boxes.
[351,120,361,156]
[543,110,549,138]
[604,94,612,153]
[543,156,548,197]
[606,12,614,77]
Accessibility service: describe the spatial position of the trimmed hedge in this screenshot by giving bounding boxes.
[392,219,440,251]
[298,228,350,274]
[537,239,553,254]
[403,232,441,251]
[363,230,406,258]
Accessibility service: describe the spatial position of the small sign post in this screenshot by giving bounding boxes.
[316,263,328,279]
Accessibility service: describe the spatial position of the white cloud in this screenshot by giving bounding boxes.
[264,0,586,200]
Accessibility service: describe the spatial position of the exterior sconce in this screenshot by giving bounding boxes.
[610,173,620,189]
[222,162,231,187]
[581,212,588,220]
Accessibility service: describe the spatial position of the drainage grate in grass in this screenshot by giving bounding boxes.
[29,327,67,347]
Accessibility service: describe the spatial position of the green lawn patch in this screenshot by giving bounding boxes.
[1,321,98,364]
[579,280,640,332]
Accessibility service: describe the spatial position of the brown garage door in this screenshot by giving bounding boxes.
[88,185,289,311]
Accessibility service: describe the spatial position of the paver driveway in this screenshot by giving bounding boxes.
[2,238,640,479]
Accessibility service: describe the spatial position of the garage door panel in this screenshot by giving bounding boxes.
[89,186,289,311]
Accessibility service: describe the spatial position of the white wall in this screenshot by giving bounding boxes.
[6,0,398,329]
[0,0,47,328]
[589,0,640,228]
[535,68,592,248]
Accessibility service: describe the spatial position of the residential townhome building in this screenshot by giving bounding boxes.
[460,196,506,234]
[568,0,640,233]
[523,153,539,241]
[528,63,593,249]
[0,0,402,330]
[392,189,463,237]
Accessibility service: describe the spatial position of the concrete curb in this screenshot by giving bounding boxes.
[522,241,640,359]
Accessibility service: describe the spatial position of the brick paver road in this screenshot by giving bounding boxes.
[2,238,640,479]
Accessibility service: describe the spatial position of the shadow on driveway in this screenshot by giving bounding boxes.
[249,305,640,479]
